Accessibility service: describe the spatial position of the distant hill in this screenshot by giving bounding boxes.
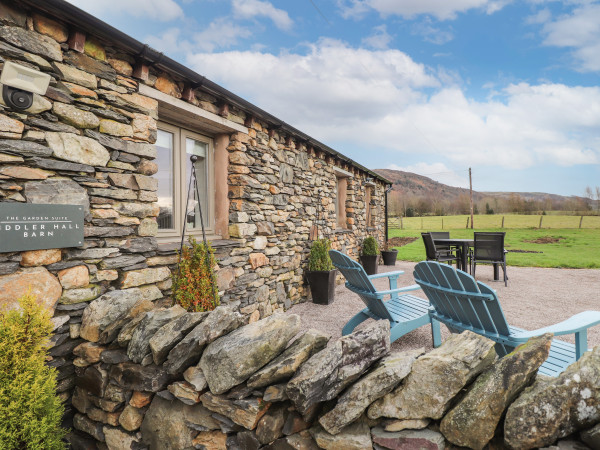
[374,168,583,205]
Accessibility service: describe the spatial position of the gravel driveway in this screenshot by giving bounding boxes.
[287,261,600,353]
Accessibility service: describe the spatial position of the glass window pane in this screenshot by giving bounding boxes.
[155,129,174,230]
[185,138,209,230]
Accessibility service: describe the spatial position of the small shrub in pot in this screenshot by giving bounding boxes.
[381,240,399,266]
[360,236,379,275]
[306,239,337,304]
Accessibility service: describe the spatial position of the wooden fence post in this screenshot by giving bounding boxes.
[401,216,404,230]
[580,216,584,229]
[501,216,505,228]
[421,217,423,230]
[466,217,469,228]
[539,215,543,228]
[442,218,444,229]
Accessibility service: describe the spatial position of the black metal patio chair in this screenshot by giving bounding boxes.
[421,232,461,268]
[472,232,508,286]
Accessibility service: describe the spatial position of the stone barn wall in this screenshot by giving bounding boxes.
[0,0,390,428]
[65,303,600,449]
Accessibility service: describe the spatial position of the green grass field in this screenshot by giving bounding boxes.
[388,215,600,268]
[389,214,600,230]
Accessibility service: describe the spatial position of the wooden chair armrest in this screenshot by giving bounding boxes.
[368,270,404,280]
[511,311,600,339]
[375,284,421,297]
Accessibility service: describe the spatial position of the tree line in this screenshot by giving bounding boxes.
[388,190,597,217]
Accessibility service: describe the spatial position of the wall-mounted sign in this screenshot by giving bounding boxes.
[0,204,84,252]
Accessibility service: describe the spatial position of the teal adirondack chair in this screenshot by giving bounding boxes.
[329,250,440,343]
[413,261,600,376]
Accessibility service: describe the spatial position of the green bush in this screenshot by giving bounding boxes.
[173,237,220,312]
[362,236,379,256]
[308,239,334,271]
[0,293,66,449]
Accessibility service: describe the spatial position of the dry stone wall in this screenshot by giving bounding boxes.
[63,302,600,449]
[0,0,388,428]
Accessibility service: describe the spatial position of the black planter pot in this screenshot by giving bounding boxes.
[381,250,398,266]
[306,269,337,305]
[360,254,378,275]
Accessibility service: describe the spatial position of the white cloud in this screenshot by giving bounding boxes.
[387,162,469,187]
[232,0,293,30]
[191,17,253,52]
[525,8,551,25]
[541,3,600,71]
[361,25,393,49]
[411,18,454,44]
[338,0,512,21]
[145,18,252,53]
[186,40,600,173]
[187,38,438,121]
[67,0,183,21]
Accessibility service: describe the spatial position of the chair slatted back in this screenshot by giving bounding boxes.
[474,232,505,262]
[414,261,514,355]
[430,231,450,253]
[329,250,393,322]
[421,233,438,260]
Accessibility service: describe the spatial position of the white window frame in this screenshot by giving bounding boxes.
[156,121,216,241]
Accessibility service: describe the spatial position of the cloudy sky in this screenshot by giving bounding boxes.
[68,0,600,196]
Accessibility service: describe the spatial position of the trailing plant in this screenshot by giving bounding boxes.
[362,236,379,256]
[173,237,220,312]
[0,292,66,449]
[308,239,334,272]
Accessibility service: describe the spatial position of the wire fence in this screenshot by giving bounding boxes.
[389,214,600,230]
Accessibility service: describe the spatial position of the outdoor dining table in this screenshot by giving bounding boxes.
[433,237,503,281]
[433,238,472,273]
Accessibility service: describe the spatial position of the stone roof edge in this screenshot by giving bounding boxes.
[16,0,392,186]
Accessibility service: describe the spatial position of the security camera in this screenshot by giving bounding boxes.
[0,61,51,110]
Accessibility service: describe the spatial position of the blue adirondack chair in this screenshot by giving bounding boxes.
[329,250,440,343]
[413,260,600,376]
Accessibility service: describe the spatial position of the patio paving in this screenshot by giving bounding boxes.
[287,261,600,353]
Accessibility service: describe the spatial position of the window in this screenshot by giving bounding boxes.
[336,176,347,229]
[365,186,372,227]
[155,122,215,240]
[334,167,352,229]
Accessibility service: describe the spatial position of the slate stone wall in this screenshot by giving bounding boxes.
[65,304,598,449]
[0,0,389,433]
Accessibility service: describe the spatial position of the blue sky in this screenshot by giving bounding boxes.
[68,0,600,196]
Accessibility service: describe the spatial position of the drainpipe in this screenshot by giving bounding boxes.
[385,184,393,245]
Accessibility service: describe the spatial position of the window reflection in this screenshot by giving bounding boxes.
[185,138,208,230]
[156,129,174,230]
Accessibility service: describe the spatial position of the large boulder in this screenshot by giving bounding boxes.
[200,392,271,430]
[440,333,553,450]
[0,267,61,313]
[24,178,90,216]
[287,321,390,415]
[126,305,186,363]
[141,395,220,450]
[368,330,496,420]
[247,329,330,389]
[109,362,168,393]
[164,305,243,375]
[371,427,445,450]
[310,420,372,450]
[200,313,301,394]
[319,348,424,435]
[149,312,207,364]
[504,345,600,449]
[80,289,154,343]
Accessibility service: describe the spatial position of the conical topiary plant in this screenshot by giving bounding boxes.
[0,292,67,449]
